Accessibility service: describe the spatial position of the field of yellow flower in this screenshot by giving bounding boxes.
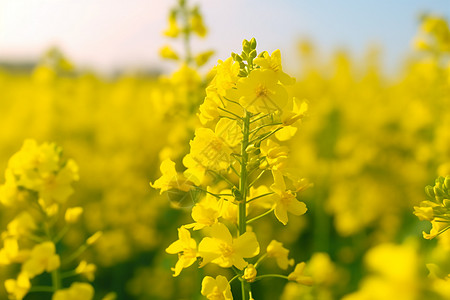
[0,1,450,299]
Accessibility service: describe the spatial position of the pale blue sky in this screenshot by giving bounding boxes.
[0,0,449,74]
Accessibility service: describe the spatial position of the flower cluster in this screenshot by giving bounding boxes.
[0,140,102,300]
[414,175,450,239]
[160,0,214,67]
[151,38,312,299]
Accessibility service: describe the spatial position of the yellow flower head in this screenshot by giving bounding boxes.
[201,275,233,300]
[254,49,295,85]
[75,260,97,281]
[65,207,84,224]
[4,272,30,300]
[213,57,240,96]
[413,204,434,221]
[185,192,220,230]
[22,242,60,278]
[4,140,79,207]
[0,238,30,265]
[159,45,179,60]
[231,69,288,114]
[189,119,242,172]
[260,139,289,170]
[198,223,259,270]
[288,262,314,286]
[163,14,180,38]
[423,220,450,240]
[0,170,20,206]
[52,282,95,300]
[151,159,194,194]
[270,170,307,225]
[190,11,207,37]
[195,50,215,67]
[6,212,36,238]
[281,97,308,126]
[166,226,198,277]
[266,240,294,269]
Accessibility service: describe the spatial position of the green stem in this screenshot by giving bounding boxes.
[51,268,61,291]
[238,111,250,236]
[247,208,274,224]
[254,253,267,268]
[254,274,289,282]
[29,286,55,293]
[180,0,192,65]
[229,274,240,284]
[62,243,89,265]
[247,192,274,203]
[238,111,251,300]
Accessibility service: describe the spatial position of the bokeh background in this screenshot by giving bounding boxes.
[1,0,450,299]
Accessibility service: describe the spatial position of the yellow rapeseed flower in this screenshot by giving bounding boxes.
[151,159,194,194]
[231,69,288,114]
[270,170,307,225]
[254,49,295,85]
[288,262,314,286]
[201,275,233,300]
[21,242,60,278]
[185,193,220,230]
[159,45,179,60]
[198,223,259,270]
[4,272,30,300]
[165,226,198,277]
[266,240,294,270]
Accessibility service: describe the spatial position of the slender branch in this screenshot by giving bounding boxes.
[218,107,243,119]
[247,207,275,224]
[254,274,289,282]
[247,192,274,203]
[254,253,268,268]
[248,169,267,188]
[207,169,236,188]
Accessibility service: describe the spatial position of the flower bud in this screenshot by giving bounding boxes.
[243,264,257,282]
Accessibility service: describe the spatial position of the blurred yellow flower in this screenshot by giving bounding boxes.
[288,262,313,286]
[4,272,30,300]
[0,238,30,265]
[65,207,84,224]
[151,159,194,193]
[75,260,97,281]
[201,275,233,300]
[159,45,179,60]
[163,14,180,38]
[266,240,294,270]
[52,282,95,300]
[22,242,60,278]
